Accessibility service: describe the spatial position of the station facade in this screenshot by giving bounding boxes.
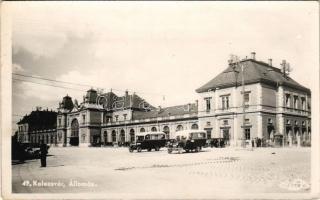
[18,53,311,147]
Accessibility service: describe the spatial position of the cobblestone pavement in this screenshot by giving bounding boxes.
[12,147,311,197]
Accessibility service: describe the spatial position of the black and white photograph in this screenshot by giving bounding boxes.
[1,1,319,199]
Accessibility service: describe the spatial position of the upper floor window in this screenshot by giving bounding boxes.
[204,97,212,112]
[115,115,119,122]
[243,92,250,106]
[286,119,291,125]
[285,94,291,107]
[302,121,306,126]
[58,118,61,127]
[268,118,273,124]
[123,114,127,121]
[221,95,230,110]
[301,97,306,110]
[82,114,86,124]
[245,128,251,140]
[294,96,299,109]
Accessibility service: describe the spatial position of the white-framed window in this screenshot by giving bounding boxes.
[301,97,306,110]
[294,95,299,109]
[245,128,251,140]
[285,94,291,107]
[221,95,230,110]
[204,97,212,112]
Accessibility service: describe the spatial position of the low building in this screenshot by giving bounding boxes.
[196,53,311,147]
[17,108,57,145]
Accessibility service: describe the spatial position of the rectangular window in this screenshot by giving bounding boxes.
[245,128,250,140]
[123,114,127,121]
[294,96,299,109]
[58,118,61,127]
[204,97,211,112]
[221,95,230,110]
[115,115,119,122]
[82,115,86,124]
[244,92,250,106]
[301,97,306,110]
[285,94,291,107]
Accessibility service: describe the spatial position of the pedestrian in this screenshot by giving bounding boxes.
[251,139,254,148]
[40,140,48,167]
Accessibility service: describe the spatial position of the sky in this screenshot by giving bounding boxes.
[8,1,319,133]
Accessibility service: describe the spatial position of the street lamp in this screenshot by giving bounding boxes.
[230,54,246,148]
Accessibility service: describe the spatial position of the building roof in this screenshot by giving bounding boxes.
[132,103,197,120]
[99,91,155,111]
[196,59,311,94]
[17,110,57,132]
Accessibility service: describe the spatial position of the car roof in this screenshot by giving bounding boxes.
[136,131,166,136]
[173,129,206,138]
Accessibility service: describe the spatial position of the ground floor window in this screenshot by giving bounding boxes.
[245,128,250,140]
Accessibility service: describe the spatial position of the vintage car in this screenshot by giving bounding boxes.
[129,132,167,152]
[167,130,207,153]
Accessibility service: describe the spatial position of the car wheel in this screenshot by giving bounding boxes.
[186,149,190,153]
[137,146,142,152]
[155,146,160,151]
[168,148,172,154]
[147,148,152,152]
[195,146,200,152]
[129,148,133,153]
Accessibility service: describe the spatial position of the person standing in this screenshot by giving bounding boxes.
[40,140,48,167]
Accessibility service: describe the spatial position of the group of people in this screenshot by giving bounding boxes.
[251,137,264,147]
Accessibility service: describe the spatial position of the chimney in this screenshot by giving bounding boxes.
[268,59,272,66]
[251,52,256,60]
[281,60,287,77]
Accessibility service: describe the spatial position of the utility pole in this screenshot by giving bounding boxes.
[241,62,246,148]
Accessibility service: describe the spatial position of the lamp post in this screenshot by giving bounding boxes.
[240,62,246,148]
[230,54,246,148]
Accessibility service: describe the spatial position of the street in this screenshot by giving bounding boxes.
[12,147,311,196]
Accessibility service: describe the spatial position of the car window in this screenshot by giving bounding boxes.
[145,134,150,140]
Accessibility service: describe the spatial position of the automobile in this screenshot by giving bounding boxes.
[167,130,207,154]
[129,131,167,152]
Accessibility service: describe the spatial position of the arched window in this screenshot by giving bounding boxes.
[151,127,157,132]
[120,129,125,142]
[140,128,145,133]
[191,124,199,130]
[71,119,79,137]
[112,130,117,142]
[130,129,135,143]
[176,125,184,131]
[163,126,170,139]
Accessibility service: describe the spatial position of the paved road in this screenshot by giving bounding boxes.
[12,147,311,197]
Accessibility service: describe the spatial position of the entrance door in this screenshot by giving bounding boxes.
[222,128,230,146]
[70,119,79,146]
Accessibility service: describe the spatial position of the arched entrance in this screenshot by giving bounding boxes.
[112,130,117,142]
[103,131,108,145]
[130,129,135,143]
[163,126,170,139]
[119,129,125,144]
[70,119,79,146]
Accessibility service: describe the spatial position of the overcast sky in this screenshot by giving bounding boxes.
[9,2,318,133]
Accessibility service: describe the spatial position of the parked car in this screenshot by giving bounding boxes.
[129,132,167,152]
[167,130,207,153]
